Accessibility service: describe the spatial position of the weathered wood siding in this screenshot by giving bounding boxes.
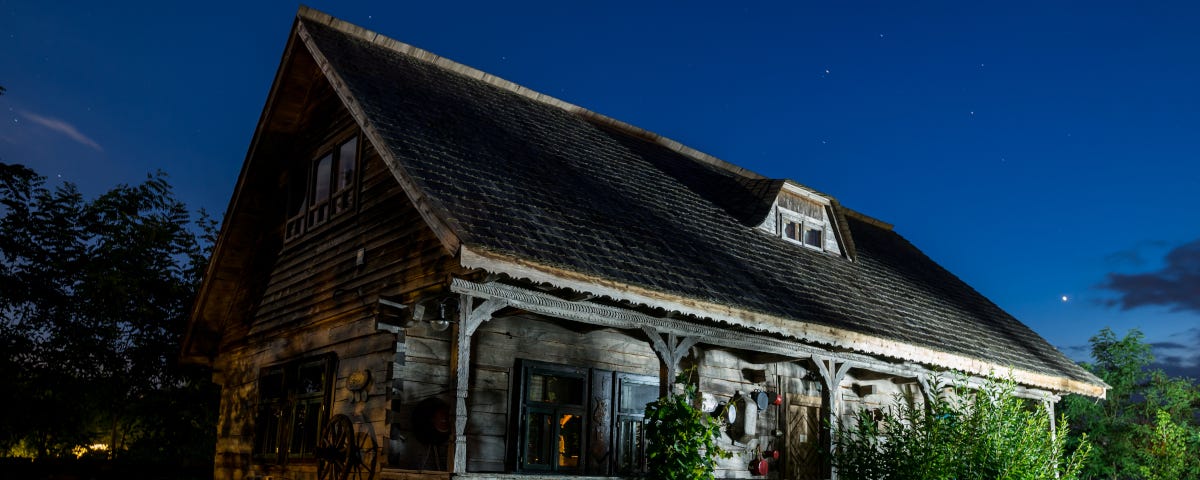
[212,72,463,479]
[463,314,660,473]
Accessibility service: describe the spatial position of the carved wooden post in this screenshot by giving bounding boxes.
[450,296,504,474]
[814,356,851,480]
[1044,397,1060,479]
[916,373,939,412]
[641,326,698,396]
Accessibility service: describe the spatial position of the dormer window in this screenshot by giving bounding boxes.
[757,184,843,257]
[285,134,360,241]
[784,217,823,249]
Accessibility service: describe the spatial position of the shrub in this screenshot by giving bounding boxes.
[832,375,1090,480]
[644,374,730,480]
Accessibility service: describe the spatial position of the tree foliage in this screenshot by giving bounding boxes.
[0,163,217,466]
[1062,327,1200,479]
[832,375,1090,480]
[644,371,730,480]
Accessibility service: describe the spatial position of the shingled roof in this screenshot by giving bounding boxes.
[272,8,1104,396]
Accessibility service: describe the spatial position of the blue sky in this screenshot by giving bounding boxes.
[3,0,1197,378]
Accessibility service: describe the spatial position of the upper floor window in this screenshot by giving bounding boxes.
[286,135,359,241]
[783,214,824,249]
[776,190,841,255]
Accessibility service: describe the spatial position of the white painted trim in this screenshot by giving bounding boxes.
[779,181,832,206]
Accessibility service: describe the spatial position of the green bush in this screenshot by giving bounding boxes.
[832,375,1090,480]
[644,374,730,480]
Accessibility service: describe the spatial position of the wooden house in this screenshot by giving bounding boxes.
[182,7,1107,480]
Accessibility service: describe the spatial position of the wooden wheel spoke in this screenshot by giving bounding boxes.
[318,414,357,480]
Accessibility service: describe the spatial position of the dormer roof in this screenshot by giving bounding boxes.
[185,7,1106,397]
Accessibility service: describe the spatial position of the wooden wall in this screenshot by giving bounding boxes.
[211,65,462,479]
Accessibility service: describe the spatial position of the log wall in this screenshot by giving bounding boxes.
[211,76,463,480]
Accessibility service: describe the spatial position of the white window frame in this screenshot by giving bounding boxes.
[779,208,827,252]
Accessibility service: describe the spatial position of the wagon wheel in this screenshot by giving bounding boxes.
[317,414,378,480]
[347,430,378,480]
[317,414,353,480]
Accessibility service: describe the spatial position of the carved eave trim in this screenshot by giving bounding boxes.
[295,14,463,254]
[451,278,1070,402]
[458,247,1106,398]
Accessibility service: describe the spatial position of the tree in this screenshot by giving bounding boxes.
[0,162,217,466]
[1062,327,1200,479]
[831,375,1090,480]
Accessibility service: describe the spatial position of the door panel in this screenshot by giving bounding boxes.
[784,396,823,480]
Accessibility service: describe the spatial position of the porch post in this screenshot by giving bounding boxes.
[450,296,504,474]
[814,357,851,480]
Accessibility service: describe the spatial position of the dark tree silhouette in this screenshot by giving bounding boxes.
[0,163,217,468]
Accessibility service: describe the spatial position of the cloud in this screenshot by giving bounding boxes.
[1104,240,1170,267]
[1149,327,1200,381]
[1101,239,1200,313]
[18,110,103,151]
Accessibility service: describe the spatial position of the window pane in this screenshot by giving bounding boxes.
[313,154,333,203]
[529,373,584,405]
[337,137,357,192]
[619,381,658,413]
[295,361,326,396]
[288,399,322,457]
[558,413,582,468]
[259,369,285,400]
[804,226,823,248]
[288,403,307,456]
[524,412,552,467]
[785,221,802,241]
[616,417,646,473]
[254,403,281,458]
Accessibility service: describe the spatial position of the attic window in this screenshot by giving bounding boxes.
[285,134,360,241]
[784,219,823,248]
[775,192,839,255]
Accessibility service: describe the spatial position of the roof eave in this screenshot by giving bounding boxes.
[459,246,1107,398]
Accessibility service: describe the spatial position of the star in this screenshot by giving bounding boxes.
[1061,295,1069,302]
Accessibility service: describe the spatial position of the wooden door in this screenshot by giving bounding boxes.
[784,395,824,480]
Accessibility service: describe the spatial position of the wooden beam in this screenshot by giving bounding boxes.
[458,249,1107,399]
[814,356,852,480]
[448,279,1077,403]
[641,326,699,396]
[449,294,503,474]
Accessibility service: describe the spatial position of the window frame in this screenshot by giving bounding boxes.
[516,362,588,473]
[779,208,827,252]
[285,133,361,242]
[512,359,659,476]
[253,353,337,465]
[613,372,658,475]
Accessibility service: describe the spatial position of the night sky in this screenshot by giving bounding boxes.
[3,1,1197,378]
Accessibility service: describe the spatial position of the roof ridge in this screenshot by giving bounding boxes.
[841,207,894,231]
[295,5,765,181]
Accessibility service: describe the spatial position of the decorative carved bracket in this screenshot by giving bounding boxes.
[642,326,699,394]
[462,298,505,338]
